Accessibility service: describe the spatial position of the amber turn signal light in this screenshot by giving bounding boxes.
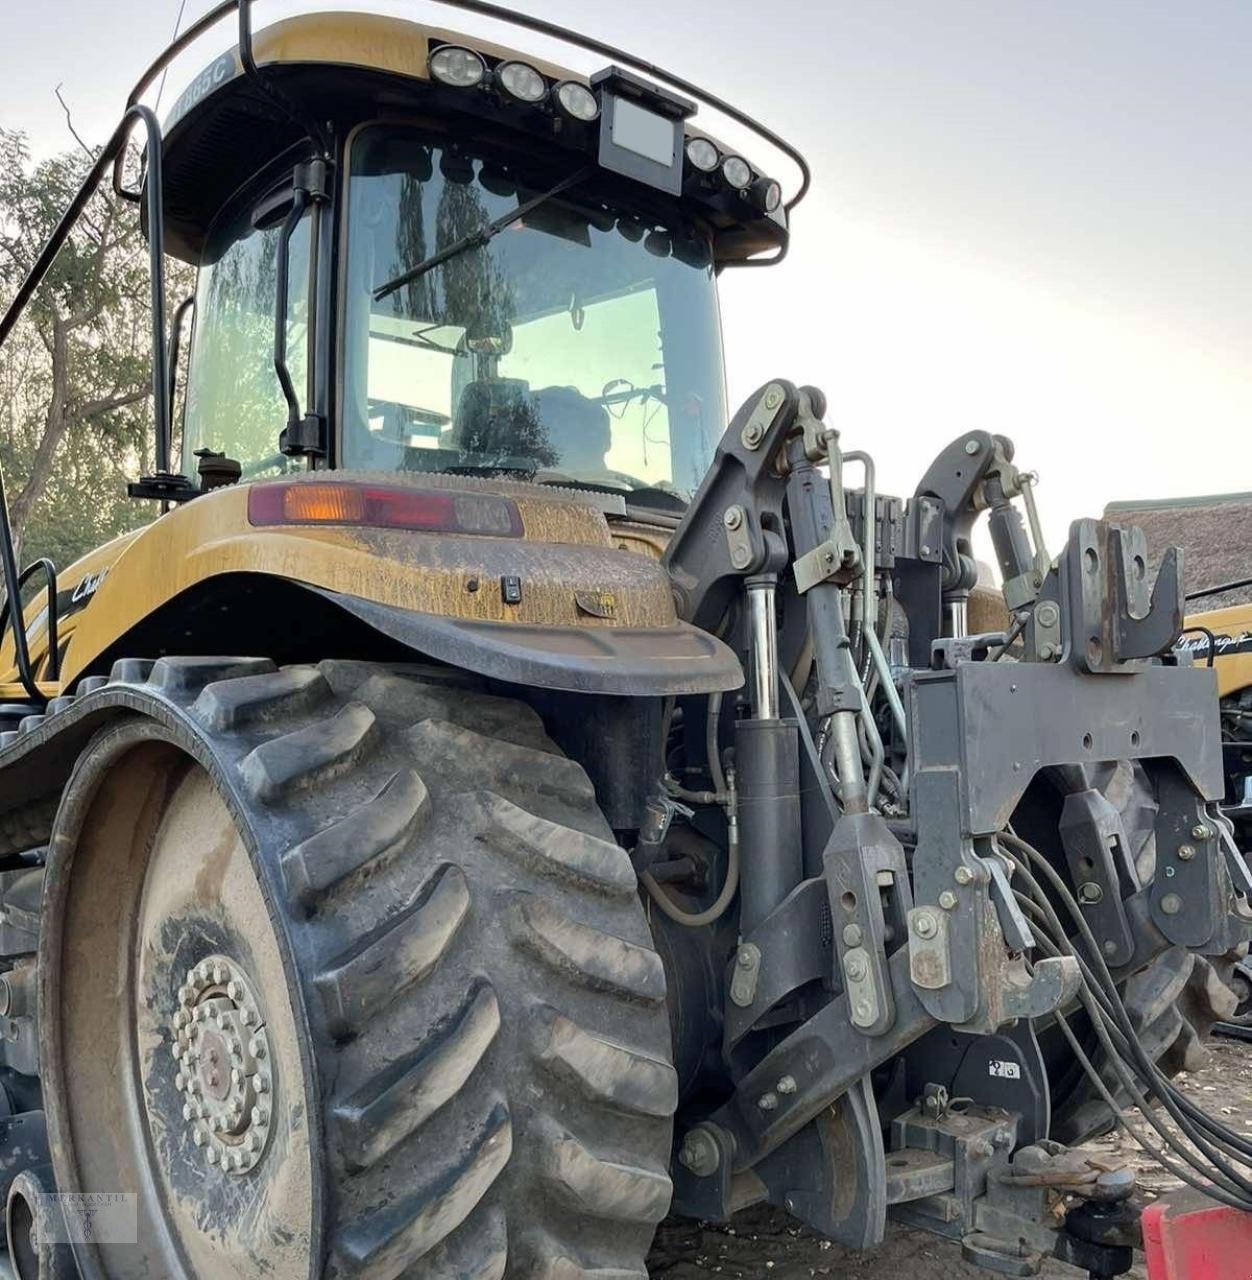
[247,482,523,537]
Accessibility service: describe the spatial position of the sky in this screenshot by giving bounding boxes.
[2,0,1250,553]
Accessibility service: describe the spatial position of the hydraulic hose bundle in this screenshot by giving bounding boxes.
[1004,830,1252,1211]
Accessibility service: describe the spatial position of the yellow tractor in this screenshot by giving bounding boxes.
[1190,588,1252,1033]
[1,5,1250,1279]
[1187,591,1252,850]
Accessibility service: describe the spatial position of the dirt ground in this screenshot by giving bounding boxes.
[648,1032,1252,1279]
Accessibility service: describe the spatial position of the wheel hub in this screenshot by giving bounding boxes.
[170,954,274,1175]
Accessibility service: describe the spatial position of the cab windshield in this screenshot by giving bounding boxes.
[342,125,727,500]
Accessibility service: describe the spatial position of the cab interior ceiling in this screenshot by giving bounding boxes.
[159,63,787,267]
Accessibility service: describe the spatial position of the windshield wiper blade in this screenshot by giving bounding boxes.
[373,166,595,303]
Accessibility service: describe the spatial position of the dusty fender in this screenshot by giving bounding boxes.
[4,475,743,699]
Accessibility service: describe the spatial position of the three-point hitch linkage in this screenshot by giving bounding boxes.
[654,381,1252,1275]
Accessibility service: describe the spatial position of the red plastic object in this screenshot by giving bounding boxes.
[1143,1191,1252,1279]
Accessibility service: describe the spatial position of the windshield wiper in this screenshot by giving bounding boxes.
[373,166,595,303]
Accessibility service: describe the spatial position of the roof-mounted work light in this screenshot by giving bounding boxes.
[555,80,600,122]
[429,45,486,87]
[590,66,696,196]
[497,60,547,103]
[720,155,752,191]
[685,137,720,174]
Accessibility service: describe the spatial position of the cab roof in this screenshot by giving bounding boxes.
[158,11,795,267]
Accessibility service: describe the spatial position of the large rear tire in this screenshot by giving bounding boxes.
[40,658,676,1279]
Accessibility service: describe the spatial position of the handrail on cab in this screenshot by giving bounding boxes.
[0,104,170,466]
[0,556,60,700]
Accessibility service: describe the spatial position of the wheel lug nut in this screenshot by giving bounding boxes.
[226,980,240,1000]
[211,964,226,985]
[251,1107,268,1127]
[240,1009,256,1028]
[245,1133,259,1153]
[249,1037,266,1059]
[206,1148,219,1166]
[182,1103,193,1121]
[255,1074,269,1095]
[192,1127,206,1147]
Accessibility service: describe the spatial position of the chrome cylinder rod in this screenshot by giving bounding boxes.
[747,576,780,720]
[948,598,969,638]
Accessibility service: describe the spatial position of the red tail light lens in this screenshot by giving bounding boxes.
[247,482,523,537]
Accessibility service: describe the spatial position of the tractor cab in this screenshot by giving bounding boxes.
[157,10,800,506]
[0,0,805,704]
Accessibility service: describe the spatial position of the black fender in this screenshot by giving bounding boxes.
[308,585,743,697]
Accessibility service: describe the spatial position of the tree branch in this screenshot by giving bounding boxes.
[78,387,150,420]
[54,84,96,161]
[63,201,120,332]
[9,314,70,548]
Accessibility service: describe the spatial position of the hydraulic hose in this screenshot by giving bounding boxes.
[706,691,726,799]
[1007,849,1252,1187]
[866,623,908,745]
[641,767,739,928]
[858,684,884,807]
[1004,832,1252,1205]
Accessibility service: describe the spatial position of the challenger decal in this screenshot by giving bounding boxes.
[1177,630,1252,661]
[54,566,111,624]
[71,568,109,605]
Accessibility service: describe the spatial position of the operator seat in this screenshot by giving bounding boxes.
[453,380,611,475]
[453,378,543,460]
[532,385,612,475]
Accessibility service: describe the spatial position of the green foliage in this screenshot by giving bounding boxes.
[0,126,192,573]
